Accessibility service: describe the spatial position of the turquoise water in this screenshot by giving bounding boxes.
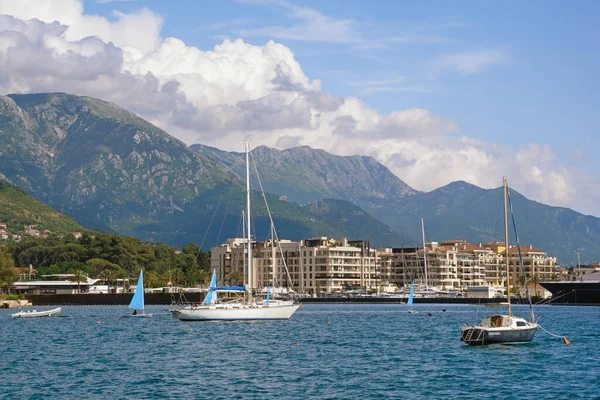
[1,304,598,399]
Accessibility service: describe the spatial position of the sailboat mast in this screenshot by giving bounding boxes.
[271,222,276,289]
[421,217,429,290]
[299,242,304,293]
[504,177,512,316]
[245,140,253,291]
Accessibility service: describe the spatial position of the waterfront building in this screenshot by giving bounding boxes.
[211,236,558,295]
[376,240,557,293]
[12,274,101,294]
[211,237,377,294]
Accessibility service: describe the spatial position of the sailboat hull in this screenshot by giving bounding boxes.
[122,314,153,318]
[11,307,62,318]
[171,302,300,321]
[461,325,537,346]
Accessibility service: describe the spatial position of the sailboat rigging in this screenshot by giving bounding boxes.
[421,218,429,292]
[460,177,537,345]
[170,140,300,321]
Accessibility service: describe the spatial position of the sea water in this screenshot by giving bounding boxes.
[1,304,598,399]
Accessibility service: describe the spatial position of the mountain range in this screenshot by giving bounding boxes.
[0,92,598,263]
[191,145,600,263]
[0,93,407,249]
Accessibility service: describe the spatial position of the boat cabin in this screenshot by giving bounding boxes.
[480,315,530,329]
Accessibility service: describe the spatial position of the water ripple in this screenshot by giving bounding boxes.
[1,304,598,399]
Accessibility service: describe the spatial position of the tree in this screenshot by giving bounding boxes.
[100,267,119,293]
[528,274,541,297]
[0,247,17,294]
[227,268,244,286]
[70,269,88,293]
[86,258,121,277]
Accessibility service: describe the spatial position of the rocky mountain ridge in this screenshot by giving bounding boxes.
[0,93,408,248]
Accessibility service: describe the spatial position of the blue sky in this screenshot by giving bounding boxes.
[1,0,598,216]
[86,0,599,172]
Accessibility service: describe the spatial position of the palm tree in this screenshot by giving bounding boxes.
[70,269,88,293]
[528,274,541,298]
[227,268,244,286]
[196,269,210,286]
[101,268,117,293]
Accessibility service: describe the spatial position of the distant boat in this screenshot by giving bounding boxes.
[171,140,299,321]
[126,270,152,318]
[407,279,417,314]
[11,307,62,318]
[460,177,537,345]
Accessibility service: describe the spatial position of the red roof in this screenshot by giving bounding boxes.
[506,245,545,254]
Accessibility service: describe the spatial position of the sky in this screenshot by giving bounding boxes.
[0,0,599,217]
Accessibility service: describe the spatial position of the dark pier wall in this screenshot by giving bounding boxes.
[26,293,205,306]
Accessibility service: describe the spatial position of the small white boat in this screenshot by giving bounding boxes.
[11,307,62,318]
[460,178,538,346]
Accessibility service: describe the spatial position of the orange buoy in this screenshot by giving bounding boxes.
[563,337,571,345]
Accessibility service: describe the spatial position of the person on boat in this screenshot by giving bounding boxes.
[132,310,137,316]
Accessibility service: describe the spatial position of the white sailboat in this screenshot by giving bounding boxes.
[460,177,537,345]
[171,140,300,321]
[126,270,153,318]
[404,218,438,298]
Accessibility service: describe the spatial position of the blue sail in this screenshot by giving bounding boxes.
[202,269,217,305]
[129,270,145,310]
[407,279,415,307]
[266,284,270,305]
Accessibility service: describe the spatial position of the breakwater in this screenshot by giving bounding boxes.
[300,297,509,304]
[26,293,510,306]
[26,293,204,306]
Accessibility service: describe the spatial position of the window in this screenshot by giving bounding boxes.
[516,321,527,327]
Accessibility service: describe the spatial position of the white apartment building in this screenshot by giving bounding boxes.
[210,237,558,294]
[211,237,377,294]
[376,240,557,292]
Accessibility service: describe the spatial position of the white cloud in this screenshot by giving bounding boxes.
[97,0,136,3]
[223,0,447,51]
[432,49,508,76]
[233,0,360,44]
[0,0,597,216]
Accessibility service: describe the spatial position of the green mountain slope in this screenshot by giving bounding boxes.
[0,181,85,235]
[0,93,406,248]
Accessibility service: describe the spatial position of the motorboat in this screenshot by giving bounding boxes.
[11,307,62,318]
